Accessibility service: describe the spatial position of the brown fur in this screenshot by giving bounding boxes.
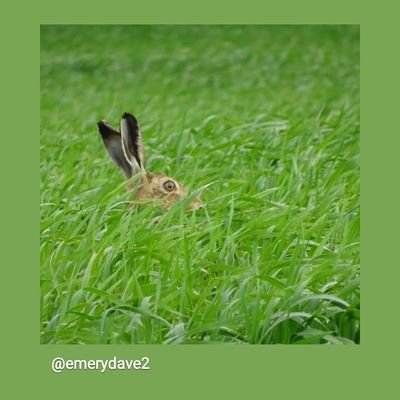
[128,172,202,211]
[97,113,202,211]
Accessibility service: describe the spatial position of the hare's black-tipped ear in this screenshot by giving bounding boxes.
[120,113,145,175]
[97,120,132,179]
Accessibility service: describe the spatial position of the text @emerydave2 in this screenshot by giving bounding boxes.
[51,356,151,373]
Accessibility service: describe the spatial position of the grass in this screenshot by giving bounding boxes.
[40,25,360,344]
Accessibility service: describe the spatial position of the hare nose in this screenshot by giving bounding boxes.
[188,198,203,211]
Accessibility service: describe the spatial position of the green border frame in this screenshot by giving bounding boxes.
[3,0,397,397]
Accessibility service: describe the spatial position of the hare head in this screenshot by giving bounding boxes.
[97,112,202,211]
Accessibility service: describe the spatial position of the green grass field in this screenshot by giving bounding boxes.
[40,25,360,344]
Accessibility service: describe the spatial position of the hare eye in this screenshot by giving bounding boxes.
[163,180,176,192]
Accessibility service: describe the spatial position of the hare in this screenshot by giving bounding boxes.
[97,112,202,210]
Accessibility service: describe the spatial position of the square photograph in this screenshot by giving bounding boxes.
[40,25,360,344]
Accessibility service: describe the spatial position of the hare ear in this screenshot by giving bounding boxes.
[120,112,145,175]
[97,120,132,179]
